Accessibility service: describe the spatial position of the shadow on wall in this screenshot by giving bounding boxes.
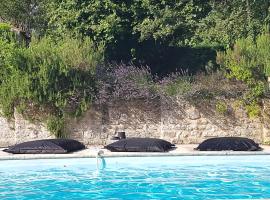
[106,40,219,76]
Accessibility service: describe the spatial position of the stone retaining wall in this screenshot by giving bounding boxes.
[0,112,52,147]
[0,98,269,147]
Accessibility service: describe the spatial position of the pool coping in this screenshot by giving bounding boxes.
[1,144,270,160]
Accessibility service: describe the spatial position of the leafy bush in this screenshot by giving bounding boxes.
[23,36,104,116]
[215,101,228,115]
[0,23,12,38]
[245,102,261,118]
[46,115,65,138]
[257,27,270,76]
[218,28,270,117]
[0,29,23,117]
[192,1,269,48]
[0,31,104,137]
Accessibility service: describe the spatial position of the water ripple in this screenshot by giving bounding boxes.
[0,156,270,199]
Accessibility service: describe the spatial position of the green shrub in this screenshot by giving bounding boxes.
[218,27,270,117]
[23,36,104,116]
[158,72,192,97]
[46,115,65,138]
[245,102,261,118]
[0,23,13,40]
[215,101,228,115]
[0,31,23,117]
[0,23,11,31]
[162,78,192,97]
[257,27,270,76]
[0,31,104,137]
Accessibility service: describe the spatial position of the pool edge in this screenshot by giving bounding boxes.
[1,144,270,160]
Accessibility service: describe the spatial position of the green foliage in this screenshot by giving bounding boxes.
[43,1,269,74]
[245,102,261,118]
[0,0,269,135]
[215,101,228,115]
[44,0,215,73]
[23,36,104,116]
[46,115,65,138]
[220,29,270,89]
[0,28,22,117]
[219,29,270,117]
[158,74,192,97]
[0,23,11,32]
[5,0,269,50]
[0,23,16,42]
[15,0,263,74]
[131,1,211,46]
[0,0,47,34]
[46,0,209,45]
[257,27,270,76]
[0,30,104,137]
[46,0,129,44]
[161,80,192,97]
[193,0,270,48]
[1,0,269,72]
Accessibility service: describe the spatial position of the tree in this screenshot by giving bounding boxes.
[193,0,270,48]
[45,0,213,73]
[131,0,211,46]
[0,0,47,44]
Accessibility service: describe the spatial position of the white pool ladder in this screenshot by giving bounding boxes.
[96,149,106,170]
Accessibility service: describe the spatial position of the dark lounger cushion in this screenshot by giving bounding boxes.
[195,137,262,151]
[3,139,85,154]
[105,138,175,152]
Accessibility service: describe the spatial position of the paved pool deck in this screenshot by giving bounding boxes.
[1,144,270,160]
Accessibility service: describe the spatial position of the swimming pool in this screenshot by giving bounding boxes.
[1,155,270,199]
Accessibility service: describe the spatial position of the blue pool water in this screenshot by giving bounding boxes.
[0,155,270,199]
